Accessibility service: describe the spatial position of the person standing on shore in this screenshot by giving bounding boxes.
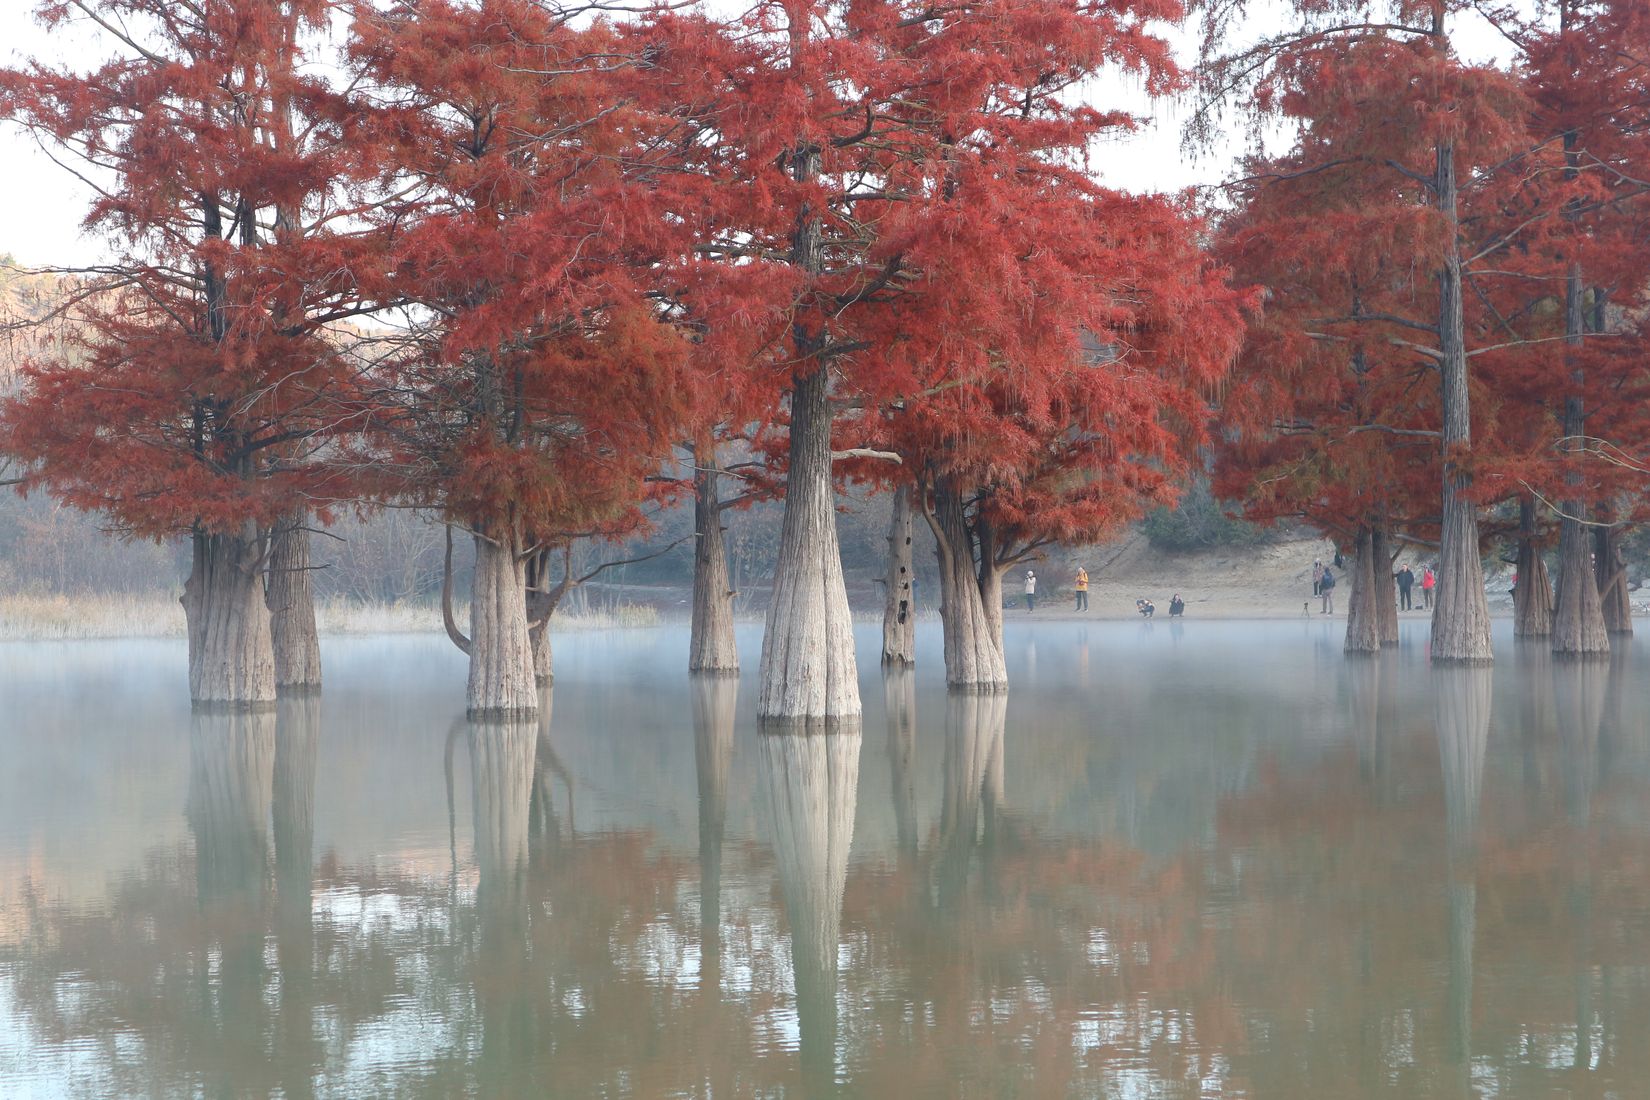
[1320,567,1337,615]
[1024,569,1037,612]
[1313,559,1324,596]
[1421,565,1435,610]
[1396,564,1415,611]
[1073,566,1089,612]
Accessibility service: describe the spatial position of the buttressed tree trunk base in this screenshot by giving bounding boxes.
[1553,511,1608,657]
[184,530,277,708]
[467,531,538,718]
[758,369,860,719]
[690,446,739,675]
[266,516,322,691]
[1344,526,1381,655]
[1513,533,1553,640]
[880,484,916,668]
[1595,524,1633,637]
[1372,526,1398,646]
[929,480,1007,691]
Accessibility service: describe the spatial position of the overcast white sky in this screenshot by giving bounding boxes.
[0,3,1515,269]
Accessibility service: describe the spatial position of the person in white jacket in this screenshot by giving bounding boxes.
[1023,570,1037,612]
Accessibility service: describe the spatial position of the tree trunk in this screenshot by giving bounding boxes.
[468,529,538,717]
[1372,525,1399,646]
[927,478,1007,691]
[880,484,916,667]
[1594,521,1632,636]
[690,443,739,674]
[529,620,553,684]
[1514,498,1553,639]
[1430,135,1493,665]
[523,547,556,685]
[1553,258,1610,655]
[183,528,277,707]
[1554,516,1608,657]
[266,514,321,691]
[1344,525,1381,655]
[758,367,860,718]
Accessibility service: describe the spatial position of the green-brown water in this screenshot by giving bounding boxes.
[2,621,1648,1097]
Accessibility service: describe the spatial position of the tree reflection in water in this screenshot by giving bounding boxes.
[7,643,1650,1097]
[759,718,863,1097]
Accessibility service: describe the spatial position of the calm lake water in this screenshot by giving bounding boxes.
[2,620,1649,1098]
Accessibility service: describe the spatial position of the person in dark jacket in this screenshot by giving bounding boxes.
[1320,567,1337,615]
[1169,594,1185,617]
[1396,565,1415,610]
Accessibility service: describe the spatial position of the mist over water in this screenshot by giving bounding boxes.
[3,620,1649,1097]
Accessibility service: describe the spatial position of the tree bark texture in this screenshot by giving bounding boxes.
[523,548,555,685]
[266,514,322,690]
[1430,137,1494,664]
[468,530,538,717]
[1595,522,1632,636]
[928,479,1008,690]
[690,445,740,674]
[759,718,862,1094]
[183,528,277,707]
[1344,525,1381,655]
[1554,516,1608,657]
[1513,498,1553,639]
[881,484,916,667]
[692,674,737,981]
[758,368,861,718]
[1372,525,1399,646]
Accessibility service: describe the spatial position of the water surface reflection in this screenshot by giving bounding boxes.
[3,623,1650,1097]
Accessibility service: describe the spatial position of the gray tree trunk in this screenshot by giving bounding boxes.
[1430,136,1493,664]
[1372,525,1399,646]
[1595,521,1632,636]
[183,527,277,707]
[758,368,860,718]
[1553,261,1610,656]
[690,445,739,674]
[1514,498,1553,639]
[1344,525,1381,655]
[467,530,538,717]
[523,547,556,685]
[266,514,321,691]
[880,483,916,667]
[927,479,1007,691]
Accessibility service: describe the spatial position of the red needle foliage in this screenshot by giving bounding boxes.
[0,0,387,702]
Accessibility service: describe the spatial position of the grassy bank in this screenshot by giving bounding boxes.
[0,594,661,641]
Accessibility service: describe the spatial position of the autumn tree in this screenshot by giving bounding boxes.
[1211,57,1457,655]
[0,0,381,704]
[1489,0,1650,653]
[643,0,1242,704]
[1198,0,1534,665]
[346,0,689,716]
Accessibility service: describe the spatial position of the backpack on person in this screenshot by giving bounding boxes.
[1321,570,1336,590]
